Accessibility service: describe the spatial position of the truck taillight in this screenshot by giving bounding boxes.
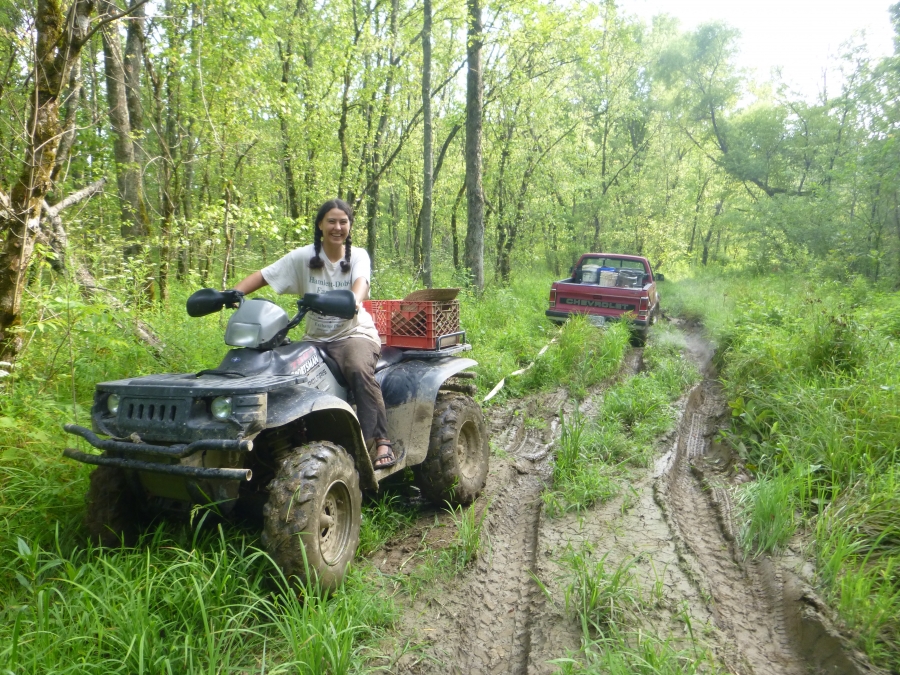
[638,296,649,317]
[549,289,557,307]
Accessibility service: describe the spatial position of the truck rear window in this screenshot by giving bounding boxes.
[575,258,647,288]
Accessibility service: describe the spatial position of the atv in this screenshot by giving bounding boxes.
[62,288,489,589]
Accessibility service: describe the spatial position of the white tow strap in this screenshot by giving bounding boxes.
[482,338,557,403]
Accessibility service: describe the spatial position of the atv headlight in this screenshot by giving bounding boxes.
[225,322,261,348]
[107,394,120,415]
[211,396,233,420]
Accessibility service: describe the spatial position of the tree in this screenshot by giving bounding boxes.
[421,0,433,287]
[0,0,100,358]
[464,0,485,291]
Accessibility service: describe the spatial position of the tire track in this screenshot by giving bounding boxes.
[392,422,553,674]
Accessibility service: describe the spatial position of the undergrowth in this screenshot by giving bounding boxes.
[665,271,900,671]
[1,526,395,673]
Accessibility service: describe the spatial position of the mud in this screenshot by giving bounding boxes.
[374,324,882,675]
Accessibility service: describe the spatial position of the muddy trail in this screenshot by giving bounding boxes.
[372,325,880,675]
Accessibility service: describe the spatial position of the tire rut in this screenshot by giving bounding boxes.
[392,419,554,674]
[383,328,876,674]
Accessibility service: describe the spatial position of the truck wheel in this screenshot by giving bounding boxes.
[415,394,489,506]
[84,465,145,547]
[262,441,361,591]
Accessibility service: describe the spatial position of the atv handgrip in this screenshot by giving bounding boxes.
[64,424,253,458]
[299,289,357,319]
[63,448,252,481]
[187,288,244,317]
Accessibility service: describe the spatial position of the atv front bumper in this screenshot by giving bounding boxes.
[63,424,252,481]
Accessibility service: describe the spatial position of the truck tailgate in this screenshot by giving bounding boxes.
[554,282,640,314]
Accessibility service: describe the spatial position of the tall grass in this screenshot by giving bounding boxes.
[0,527,395,673]
[665,272,900,671]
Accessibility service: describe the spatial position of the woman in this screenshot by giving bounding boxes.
[233,199,396,468]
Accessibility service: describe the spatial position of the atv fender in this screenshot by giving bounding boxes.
[376,357,478,468]
[266,385,376,491]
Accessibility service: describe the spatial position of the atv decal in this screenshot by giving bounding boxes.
[561,298,636,310]
[290,348,322,377]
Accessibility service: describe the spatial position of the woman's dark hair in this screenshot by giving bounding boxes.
[310,199,353,272]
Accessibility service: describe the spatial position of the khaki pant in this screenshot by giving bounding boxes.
[318,336,389,452]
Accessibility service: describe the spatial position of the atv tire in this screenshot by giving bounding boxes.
[84,466,145,547]
[262,441,361,591]
[415,394,489,506]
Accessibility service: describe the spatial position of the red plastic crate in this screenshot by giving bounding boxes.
[363,299,461,349]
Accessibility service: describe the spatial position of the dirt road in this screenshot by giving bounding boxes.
[373,325,878,675]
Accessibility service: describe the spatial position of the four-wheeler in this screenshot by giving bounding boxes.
[63,289,489,589]
[546,253,663,341]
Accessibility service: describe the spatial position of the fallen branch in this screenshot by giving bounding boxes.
[37,177,107,271]
[74,264,164,352]
[31,177,163,353]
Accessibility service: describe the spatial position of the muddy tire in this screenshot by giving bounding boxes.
[262,441,361,591]
[84,466,145,547]
[415,394,489,506]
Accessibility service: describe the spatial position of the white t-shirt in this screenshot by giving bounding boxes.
[261,244,381,345]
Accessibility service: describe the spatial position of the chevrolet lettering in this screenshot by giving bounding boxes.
[562,298,635,310]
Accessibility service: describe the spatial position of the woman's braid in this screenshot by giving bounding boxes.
[341,235,352,273]
[309,226,325,269]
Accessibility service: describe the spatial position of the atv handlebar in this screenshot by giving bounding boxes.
[186,288,244,317]
[187,287,356,323]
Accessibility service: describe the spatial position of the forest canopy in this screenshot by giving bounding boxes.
[1,0,899,358]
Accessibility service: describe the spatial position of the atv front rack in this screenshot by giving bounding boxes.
[63,424,253,481]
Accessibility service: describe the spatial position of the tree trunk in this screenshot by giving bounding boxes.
[702,200,723,266]
[0,0,97,359]
[421,0,433,288]
[100,0,151,258]
[123,0,145,154]
[451,183,465,269]
[365,0,400,269]
[52,58,83,183]
[463,0,484,291]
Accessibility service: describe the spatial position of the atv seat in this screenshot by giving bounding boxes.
[315,345,405,388]
[375,346,405,372]
[316,349,349,388]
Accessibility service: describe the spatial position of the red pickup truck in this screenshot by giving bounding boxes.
[545,253,663,339]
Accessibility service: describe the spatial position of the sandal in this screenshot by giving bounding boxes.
[372,440,404,469]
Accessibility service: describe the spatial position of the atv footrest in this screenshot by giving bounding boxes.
[63,448,252,481]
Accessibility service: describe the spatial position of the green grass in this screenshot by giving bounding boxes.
[664,271,900,671]
[0,527,395,673]
[544,324,700,515]
[551,546,724,675]
[358,492,420,558]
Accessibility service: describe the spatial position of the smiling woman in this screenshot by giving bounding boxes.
[232,199,396,468]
